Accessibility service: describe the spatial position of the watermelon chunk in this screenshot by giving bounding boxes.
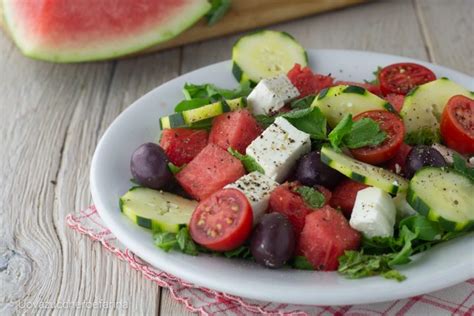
[159,128,208,166]
[209,110,262,154]
[269,182,315,238]
[176,143,245,200]
[2,0,211,62]
[287,64,334,97]
[329,179,368,218]
[298,206,360,271]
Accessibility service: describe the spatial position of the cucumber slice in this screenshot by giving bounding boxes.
[400,78,473,144]
[321,145,408,195]
[407,167,474,232]
[232,30,307,84]
[312,85,393,127]
[160,97,246,129]
[120,187,197,233]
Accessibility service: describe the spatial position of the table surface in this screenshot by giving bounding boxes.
[1,0,473,315]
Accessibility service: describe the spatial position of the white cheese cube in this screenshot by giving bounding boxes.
[246,117,311,183]
[392,192,417,220]
[247,75,300,115]
[349,187,396,238]
[225,171,278,224]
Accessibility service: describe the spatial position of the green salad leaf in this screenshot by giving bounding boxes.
[183,81,251,101]
[223,245,252,259]
[294,186,325,208]
[404,128,440,145]
[328,114,386,150]
[174,98,211,112]
[254,114,275,128]
[168,162,186,175]
[206,0,231,26]
[452,152,474,182]
[284,107,327,140]
[290,256,314,270]
[153,227,198,255]
[290,95,316,109]
[365,66,383,85]
[228,147,265,174]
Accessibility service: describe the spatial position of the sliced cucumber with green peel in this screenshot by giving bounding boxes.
[120,187,197,233]
[320,145,408,195]
[160,97,246,129]
[407,167,474,232]
[400,78,473,144]
[311,85,393,127]
[232,30,307,84]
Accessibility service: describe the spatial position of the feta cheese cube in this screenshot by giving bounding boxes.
[225,171,278,224]
[247,75,300,115]
[246,117,311,182]
[349,187,396,238]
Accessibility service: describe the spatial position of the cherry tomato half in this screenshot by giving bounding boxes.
[350,110,405,165]
[189,188,252,251]
[378,62,436,95]
[440,95,474,155]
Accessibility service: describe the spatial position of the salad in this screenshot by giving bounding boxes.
[120,30,474,281]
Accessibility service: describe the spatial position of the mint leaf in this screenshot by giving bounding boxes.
[290,256,314,270]
[223,245,252,259]
[284,107,327,140]
[343,118,387,149]
[405,128,440,145]
[153,231,178,252]
[228,147,265,174]
[290,95,316,109]
[254,114,275,128]
[206,0,231,26]
[174,98,211,112]
[168,162,185,175]
[294,186,325,208]
[399,215,442,241]
[183,81,251,101]
[328,114,353,150]
[452,152,474,182]
[176,227,198,255]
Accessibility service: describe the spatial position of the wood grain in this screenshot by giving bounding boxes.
[1,0,473,315]
[415,0,474,75]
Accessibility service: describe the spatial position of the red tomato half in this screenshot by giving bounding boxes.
[350,110,405,165]
[378,62,436,95]
[440,95,474,155]
[189,188,252,251]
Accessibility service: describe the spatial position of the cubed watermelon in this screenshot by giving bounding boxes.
[329,180,368,218]
[287,64,334,97]
[159,128,208,166]
[298,206,360,271]
[176,143,245,200]
[269,182,314,238]
[209,110,262,154]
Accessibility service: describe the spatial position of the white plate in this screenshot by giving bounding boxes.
[91,49,474,306]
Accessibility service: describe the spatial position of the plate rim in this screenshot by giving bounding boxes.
[90,49,474,305]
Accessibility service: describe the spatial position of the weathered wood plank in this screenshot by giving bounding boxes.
[161,1,427,314]
[415,0,474,74]
[51,50,182,316]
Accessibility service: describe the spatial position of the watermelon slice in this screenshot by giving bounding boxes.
[2,0,211,62]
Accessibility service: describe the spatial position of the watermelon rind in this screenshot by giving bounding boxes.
[2,0,211,63]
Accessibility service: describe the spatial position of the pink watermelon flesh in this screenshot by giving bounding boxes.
[2,0,211,62]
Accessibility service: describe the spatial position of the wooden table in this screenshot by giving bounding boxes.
[1,0,472,314]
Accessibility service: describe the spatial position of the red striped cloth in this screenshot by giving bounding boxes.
[66,206,474,315]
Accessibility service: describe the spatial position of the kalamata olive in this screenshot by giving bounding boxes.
[250,213,295,269]
[130,142,173,189]
[405,145,447,178]
[296,151,344,189]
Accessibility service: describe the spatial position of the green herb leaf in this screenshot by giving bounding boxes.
[452,152,474,182]
[290,256,314,270]
[343,118,387,149]
[399,215,442,241]
[294,186,325,208]
[168,162,186,175]
[153,231,178,252]
[183,81,251,101]
[328,114,353,150]
[365,66,382,85]
[254,114,275,128]
[404,128,440,145]
[290,95,316,109]
[176,227,198,255]
[284,107,327,140]
[228,147,265,174]
[174,98,211,112]
[338,250,406,281]
[206,0,231,26]
[223,245,252,259]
